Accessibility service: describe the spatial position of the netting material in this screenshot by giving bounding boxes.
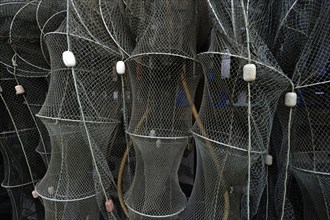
[125,55,202,217]
[121,1,201,218]
[0,0,52,166]
[270,0,322,76]
[43,196,99,220]
[125,135,188,217]
[0,70,46,219]
[182,52,289,219]
[34,0,123,216]
[1,1,329,219]
[273,1,330,220]
[10,1,50,73]
[127,1,197,57]
[0,1,51,218]
[182,135,263,220]
[181,1,291,219]
[6,183,45,219]
[0,1,46,75]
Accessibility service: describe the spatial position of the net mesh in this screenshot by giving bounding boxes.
[35,0,123,218]
[1,1,330,219]
[1,0,52,165]
[0,1,48,76]
[0,1,49,219]
[123,1,201,218]
[0,155,11,219]
[181,1,290,219]
[128,1,197,57]
[270,0,322,77]
[125,53,201,219]
[0,67,46,219]
[272,1,330,220]
[9,1,50,73]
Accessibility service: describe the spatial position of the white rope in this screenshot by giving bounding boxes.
[240,0,251,218]
[207,0,228,36]
[120,75,129,141]
[247,81,252,220]
[265,165,269,220]
[280,104,293,220]
[295,80,330,89]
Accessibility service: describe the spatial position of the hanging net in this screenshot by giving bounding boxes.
[5,0,53,165]
[124,1,202,218]
[0,64,46,219]
[0,155,11,219]
[0,1,49,219]
[35,0,124,218]
[276,2,330,219]
[1,1,329,219]
[181,1,290,219]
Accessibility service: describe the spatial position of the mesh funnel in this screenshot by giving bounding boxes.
[124,1,200,218]
[182,1,290,219]
[0,0,52,165]
[125,55,202,218]
[35,7,122,216]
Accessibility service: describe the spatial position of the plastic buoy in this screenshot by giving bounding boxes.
[265,154,273,166]
[48,186,55,195]
[285,92,297,107]
[149,129,156,137]
[116,61,125,75]
[156,139,161,148]
[105,199,114,212]
[15,85,25,95]
[62,51,76,67]
[113,91,119,100]
[243,64,256,82]
[32,190,39,198]
[0,85,3,93]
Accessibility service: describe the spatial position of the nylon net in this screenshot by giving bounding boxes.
[275,2,330,219]
[181,1,290,219]
[0,65,46,219]
[0,1,330,220]
[5,0,53,165]
[123,1,201,218]
[0,1,49,219]
[35,0,123,218]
